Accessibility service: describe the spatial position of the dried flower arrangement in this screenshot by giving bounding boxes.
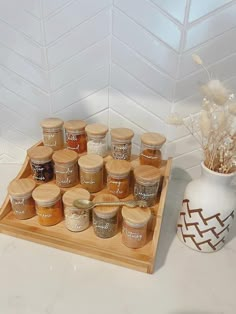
[167,54,236,174]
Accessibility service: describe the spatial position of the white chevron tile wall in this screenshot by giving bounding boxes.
[0,0,236,179]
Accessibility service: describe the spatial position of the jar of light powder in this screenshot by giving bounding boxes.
[85,123,108,157]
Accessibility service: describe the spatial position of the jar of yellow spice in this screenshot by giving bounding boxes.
[140,132,166,168]
[32,184,63,226]
[78,154,104,193]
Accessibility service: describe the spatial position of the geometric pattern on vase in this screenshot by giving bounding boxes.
[177,199,234,252]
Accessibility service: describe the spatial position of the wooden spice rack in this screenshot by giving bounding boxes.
[0,141,172,274]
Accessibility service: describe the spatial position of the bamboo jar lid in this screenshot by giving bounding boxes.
[64,120,86,131]
[52,149,78,164]
[40,118,64,129]
[8,178,36,197]
[85,123,108,137]
[122,206,151,227]
[63,188,90,207]
[106,159,131,177]
[27,146,53,162]
[141,132,166,146]
[78,154,103,170]
[93,193,119,218]
[32,184,61,205]
[134,165,160,185]
[110,128,134,141]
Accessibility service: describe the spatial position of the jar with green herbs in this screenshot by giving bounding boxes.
[92,194,119,238]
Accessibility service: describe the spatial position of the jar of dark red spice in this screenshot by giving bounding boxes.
[27,146,54,183]
[140,132,166,168]
[64,120,87,154]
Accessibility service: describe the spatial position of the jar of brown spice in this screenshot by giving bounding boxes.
[78,154,103,193]
[41,118,64,151]
[27,146,54,183]
[121,206,151,249]
[32,184,63,226]
[111,128,134,160]
[64,120,87,154]
[53,149,79,188]
[8,178,36,220]
[93,194,119,238]
[106,159,131,199]
[140,132,166,168]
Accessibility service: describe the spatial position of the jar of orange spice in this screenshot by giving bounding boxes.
[106,159,131,199]
[64,120,87,154]
[140,132,166,168]
[121,206,151,249]
[32,184,63,226]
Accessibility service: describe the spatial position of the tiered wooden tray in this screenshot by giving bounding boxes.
[0,141,172,274]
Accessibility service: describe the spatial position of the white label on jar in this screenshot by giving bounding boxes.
[66,133,77,141]
[37,212,52,218]
[14,209,26,215]
[12,198,25,205]
[80,175,95,185]
[55,168,73,175]
[93,221,109,229]
[44,134,56,147]
[108,180,124,195]
[87,141,107,157]
[122,226,142,241]
[65,214,89,231]
[112,143,131,160]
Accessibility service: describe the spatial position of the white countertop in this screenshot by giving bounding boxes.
[0,163,235,314]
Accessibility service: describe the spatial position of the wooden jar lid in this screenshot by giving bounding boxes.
[122,206,151,227]
[27,146,53,162]
[63,188,90,207]
[93,193,119,218]
[40,118,64,129]
[78,154,103,170]
[52,149,78,164]
[85,123,108,136]
[134,165,160,184]
[110,128,134,141]
[105,159,131,176]
[141,132,166,146]
[8,178,36,197]
[32,184,61,204]
[64,120,86,131]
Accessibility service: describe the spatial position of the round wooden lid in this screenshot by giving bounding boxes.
[27,146,53,162]
[141,132,166,146]
[52,149,78,164]
[134,165,160,184]
[64,120,86,131]
[105,159,131,176]
[78,154,103,170]
[8,178,36,197]
[122,206,151,227]
[110,128,134,141]
[93,193,119,218]
[63,188,90,207]
[32,184,61,203]
[85,123,108,136]
[40,118,63,129]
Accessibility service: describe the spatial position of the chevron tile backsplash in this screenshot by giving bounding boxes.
[0,0,236,179]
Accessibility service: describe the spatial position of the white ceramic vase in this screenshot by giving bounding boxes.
[177,162,236,252]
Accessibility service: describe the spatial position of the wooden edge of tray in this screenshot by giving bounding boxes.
[0,141,172,274]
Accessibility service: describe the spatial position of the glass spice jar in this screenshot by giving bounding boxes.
[78,154,103,193]
[85,123,108,157]
[27,146,54,183]
[110,128,134,161]
[140,132,166,168]
[106,159,131,199]
[64,120,87,154]
[41,118,64,151]
[32,184,63,226]
[53,149,79,188]
[121,206,151,249]
[92,194,119,238]
[133,165,160,206]
[63,188,90,232]
[8,178,36,220]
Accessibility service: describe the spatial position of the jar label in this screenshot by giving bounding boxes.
[122,226,143,241]
[108,180,125,195]
[31,161,54,182]
[112,143,131,160]
[80,176,96,185]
